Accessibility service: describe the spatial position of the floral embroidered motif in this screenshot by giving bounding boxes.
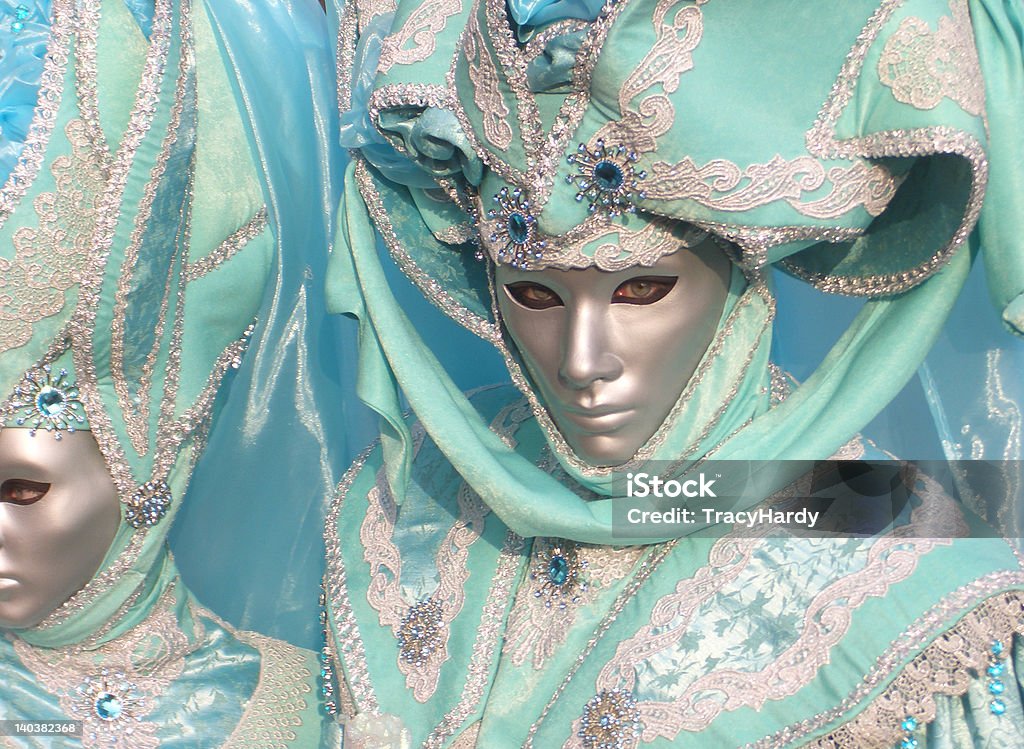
[377,0,464,74]
[224,631,314,749]
[877,0,985,117]
[505,540,645,670]
[582,527,951,739]
[1,119,102,352]
[479,207,704,272]
[642,154,896,219]
[13,587,194,749]
[465,6,512,151]
[788,588,1024,748]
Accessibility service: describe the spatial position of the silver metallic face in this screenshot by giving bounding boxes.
[0,430,120,629]
[497,238,731,466]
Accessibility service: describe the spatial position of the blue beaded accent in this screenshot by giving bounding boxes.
[487,187,546,269]
[566,139,647,217]
[987,639,1008,716]
[899,715,920,748]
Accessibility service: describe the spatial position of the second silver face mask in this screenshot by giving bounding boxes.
[0,430,121,629]
[497,239,731,467]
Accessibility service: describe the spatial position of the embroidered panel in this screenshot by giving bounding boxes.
[361,399,532,702]
[504,539,645,670]
[877,0,984,117]
[1,120,102,353]
[377,0,463,74]
[13,587,194,749]
[224,631,314,749]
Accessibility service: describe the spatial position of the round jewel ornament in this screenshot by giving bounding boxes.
[8,365,86,439]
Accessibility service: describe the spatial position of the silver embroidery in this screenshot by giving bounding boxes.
[2,120,103,353]
[355,158,500,341]
[877,0,985,117]
[465,6,512,151]
[377,0,464,74]
[804,1,988,295]
[184,207,268,282]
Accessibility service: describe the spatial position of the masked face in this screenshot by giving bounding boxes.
[0,430,120,629]
[497,238,731,466]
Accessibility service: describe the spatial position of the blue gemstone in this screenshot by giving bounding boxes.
[991,698,1007,716]
[987,663,1005,678]
[901,717,918,732]
[12,20,24,31]
[991,640,1005,656]
[507,213,530,245]
[598,713,612,728]
[989,680,1005,695]
[15,5,30,20]
[900,739,918,749]
[95,693,122,721]
[593,160,624,191]
[36,386,66,416]
[548,555,569,586]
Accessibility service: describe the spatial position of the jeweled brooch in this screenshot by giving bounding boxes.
[124,480,172,529]
[72,670,146,741]
[487,187,546,269]
[566,140,647,217]
[531,541,588,610]
[7,364,86,439]
[397,597,444,666]
[578,688,641,749]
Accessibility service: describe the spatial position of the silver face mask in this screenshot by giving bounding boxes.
[0,430,120,629]
[497,239,731,467]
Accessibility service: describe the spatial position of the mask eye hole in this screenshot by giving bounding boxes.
[1,479,51,506]
[611,276,677,305]
[505,282,565,310]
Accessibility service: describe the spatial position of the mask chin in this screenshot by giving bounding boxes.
[0,429,120,629]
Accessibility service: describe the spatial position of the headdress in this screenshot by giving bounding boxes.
[0,0,272,646]
[329,0,1024,543]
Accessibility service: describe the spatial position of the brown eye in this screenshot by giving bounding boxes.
[505,282,564,310]
[1,479,51,505]
[612,276,677,305]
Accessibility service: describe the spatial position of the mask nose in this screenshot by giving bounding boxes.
[558,302,623,390]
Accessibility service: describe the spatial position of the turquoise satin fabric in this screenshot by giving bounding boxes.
[507,0,603,27]
[169,0,373,650]
[0,0,49,186]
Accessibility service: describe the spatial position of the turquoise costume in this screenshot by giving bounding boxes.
[0,0,332,744]
[324,0,1024,745]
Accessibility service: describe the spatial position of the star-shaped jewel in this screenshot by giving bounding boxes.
[566,140,647,217]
